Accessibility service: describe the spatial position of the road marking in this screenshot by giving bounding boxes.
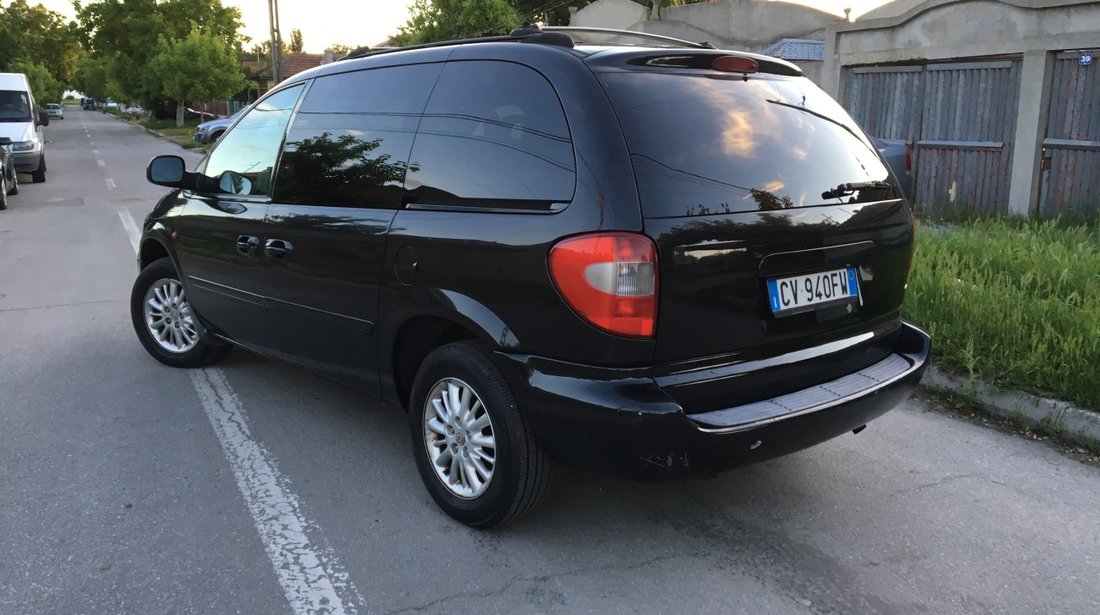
[91,150,99,154]
[104,177,116,190]
[117,213,364,614]
[189,369,362,615]
[116,209,141,255]
[97,160,105,167]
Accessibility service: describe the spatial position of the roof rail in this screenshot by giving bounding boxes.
[336,23,714,62]
[542,26,715,49]
[338,23,575,61]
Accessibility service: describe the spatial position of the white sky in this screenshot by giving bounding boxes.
[34,0,891,53]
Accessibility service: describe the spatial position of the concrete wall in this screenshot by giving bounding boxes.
[570,0,649,30]
[823,0,1100,217]
[572,0,835,51]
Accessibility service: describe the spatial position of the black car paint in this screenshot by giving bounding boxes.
[139,40,929,477]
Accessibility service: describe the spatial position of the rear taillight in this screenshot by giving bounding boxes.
[905,143,912,174]
[548,233,658,338]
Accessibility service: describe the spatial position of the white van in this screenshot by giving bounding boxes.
[0,73,49,183]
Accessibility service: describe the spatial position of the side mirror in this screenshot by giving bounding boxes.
[147,155,188,186]
[38,110,49,126]
[218,170,253,195]
[0,137,11,147]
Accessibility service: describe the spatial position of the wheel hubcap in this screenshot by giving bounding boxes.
[143,278,199,353]
[423,377,496,499]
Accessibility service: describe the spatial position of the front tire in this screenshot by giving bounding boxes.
[130,257,230,368]
[409,342,552,528]
[31,155,45,183]
[7,164,18,196]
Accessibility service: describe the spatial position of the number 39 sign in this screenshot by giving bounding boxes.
[1081,51,1094,67]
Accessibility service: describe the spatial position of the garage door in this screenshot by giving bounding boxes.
[843,59,1022,216]
[1039,51,1100,220]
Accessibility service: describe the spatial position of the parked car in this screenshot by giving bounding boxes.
[133,25,930,528]
[0,72,48,183]
[0,136,20,210]
[103,99,118,109]
[192,109,242,144]
[873,137,913,199]
[81,97,96,110]
[44,103,63,120]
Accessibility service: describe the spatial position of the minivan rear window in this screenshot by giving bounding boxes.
[597,72,896,217]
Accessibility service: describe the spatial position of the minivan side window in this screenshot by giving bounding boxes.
[199,85,303,197]
[274,63,443,208]
[404,61,575,207]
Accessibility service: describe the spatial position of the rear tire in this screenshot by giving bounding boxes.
[31,155,45,183]
[409,342,552,528]
[8,165,18,195]
[130,257,230,368]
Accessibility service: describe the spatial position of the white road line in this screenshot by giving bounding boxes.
[189,369,362,615]
[116,209,141,255]
[104,177,116,190]
[91,150,99,154]
[117,213,364,614]
[97,160,105,167]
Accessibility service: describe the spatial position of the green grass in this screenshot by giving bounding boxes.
[902,218,1100,410]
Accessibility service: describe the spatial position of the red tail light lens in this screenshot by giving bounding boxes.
[712,56,758,73]
[548,233,658,338]
[905,143,912,173]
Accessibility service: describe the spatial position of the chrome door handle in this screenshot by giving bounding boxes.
[236,235,259,257]
[264,238,294,260]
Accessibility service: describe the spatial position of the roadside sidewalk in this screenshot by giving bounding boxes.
[923,366,1100,447]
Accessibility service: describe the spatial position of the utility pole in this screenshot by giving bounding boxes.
[268,0,282,84]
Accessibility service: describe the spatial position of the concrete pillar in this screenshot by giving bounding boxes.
[1006,49,1053,217]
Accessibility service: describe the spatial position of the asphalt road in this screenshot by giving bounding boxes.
[1,107,1098,615]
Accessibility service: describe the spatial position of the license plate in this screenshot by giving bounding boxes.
[767,267,859,316]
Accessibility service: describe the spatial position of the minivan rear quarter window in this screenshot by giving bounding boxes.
[404,61,576,207]
[597,71,896,217]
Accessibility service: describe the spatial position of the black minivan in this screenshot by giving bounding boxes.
[133,26,930,527]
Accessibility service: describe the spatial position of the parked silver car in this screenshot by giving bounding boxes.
[192,109,242,144]
[44,103,63,120]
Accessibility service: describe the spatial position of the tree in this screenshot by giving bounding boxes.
[288,28,304,53]
[392,0,519,46]
[75,0,244,108]
[72,55,113,102]
[0,1,82,87]
[11,61,61,102]
[148,27,247,127]
[329,43,354,55]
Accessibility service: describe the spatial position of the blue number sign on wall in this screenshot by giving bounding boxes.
[1080,51,1094,67]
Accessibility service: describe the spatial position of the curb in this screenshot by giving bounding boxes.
[922,366,1100,445]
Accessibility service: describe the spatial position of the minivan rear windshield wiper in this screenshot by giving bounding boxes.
[821,180,892,200]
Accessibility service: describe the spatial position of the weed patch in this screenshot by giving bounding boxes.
[903,218,1100,410]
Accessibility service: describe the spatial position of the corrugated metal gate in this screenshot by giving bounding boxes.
[844,60,1022,216]
[1039,51,1100,219]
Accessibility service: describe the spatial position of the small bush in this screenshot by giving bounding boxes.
[903,218,1100,410]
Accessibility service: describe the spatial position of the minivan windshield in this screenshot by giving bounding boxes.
[598,71,897,217]
[0,90,32,122]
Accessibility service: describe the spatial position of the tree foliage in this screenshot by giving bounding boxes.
[392,0,520,46]
[0,0,82,94]
[288,28,304,53]
[74,0,244,108]
[147,27,247,126]
[11,61,61,102]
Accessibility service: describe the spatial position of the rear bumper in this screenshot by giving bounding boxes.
[495,321,930,478]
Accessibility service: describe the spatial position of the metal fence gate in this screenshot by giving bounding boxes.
[1039,51,1100,220]
[844,60,1022,216]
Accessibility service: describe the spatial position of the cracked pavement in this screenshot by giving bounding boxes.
[1,108,1098,614]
